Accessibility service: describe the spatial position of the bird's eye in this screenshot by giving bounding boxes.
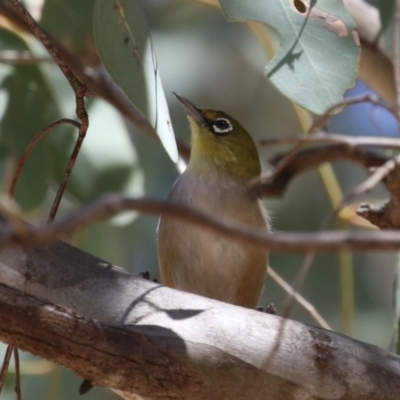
[211,118,233,135]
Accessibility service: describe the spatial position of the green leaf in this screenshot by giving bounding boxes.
[0,28,61,210]
[219,0,361,114]
[41,0,96,55]
[377,0,395,34]
[93,0,178,162]
[376,0,395,61]
[52,98,144,207]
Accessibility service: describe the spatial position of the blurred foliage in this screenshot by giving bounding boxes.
[0,0,397,399]
[93,0,178,161]
[376,0,395,60]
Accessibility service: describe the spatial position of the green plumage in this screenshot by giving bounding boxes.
[157,94,269,308]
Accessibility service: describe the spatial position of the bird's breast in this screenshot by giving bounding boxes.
[158,171,269,308]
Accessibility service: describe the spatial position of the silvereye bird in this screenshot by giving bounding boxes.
[157,93,269,309]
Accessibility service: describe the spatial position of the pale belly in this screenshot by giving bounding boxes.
[157,172,269,308]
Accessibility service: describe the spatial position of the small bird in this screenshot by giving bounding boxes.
[157,93,269,308]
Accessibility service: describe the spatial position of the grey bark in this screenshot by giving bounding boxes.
[0,240,399,399]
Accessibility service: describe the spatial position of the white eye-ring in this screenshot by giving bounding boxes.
[211,118,233,134]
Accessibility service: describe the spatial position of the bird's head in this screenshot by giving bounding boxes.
[175,93,261,181]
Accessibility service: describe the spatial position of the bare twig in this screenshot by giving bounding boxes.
[6,0,90,222]
[9,118,80,198]
[47,98,88,222]
[6,0,88,97]
[262,144,387,197]
[357,155,400,229]
[269,251,328,370]
[282,252,317,319]
[267,267,331,330]
[324,155,399,229]
[254,95,396,192]
[282,154,400,319]
[283,155,398,317]
[260,132,400,149]
[0,2,159,142]
[13,348,21,400]
[2,4,90,388]
[0,345,13,395]
[309,94,398,133]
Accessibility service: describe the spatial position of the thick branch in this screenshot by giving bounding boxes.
[0,241,399,400]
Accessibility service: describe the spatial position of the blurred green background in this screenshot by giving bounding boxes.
[0,0,396,399]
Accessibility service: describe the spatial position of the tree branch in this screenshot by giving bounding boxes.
[260,132,400,150]
[0,241,399,400]
[357,156,400,229]
[5,0,90,220]
[262,144,387,197]
[2,194,400,253]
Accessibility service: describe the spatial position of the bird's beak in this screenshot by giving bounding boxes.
[173,92,206,125]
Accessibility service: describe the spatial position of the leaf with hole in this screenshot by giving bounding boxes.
[219,0,361,114]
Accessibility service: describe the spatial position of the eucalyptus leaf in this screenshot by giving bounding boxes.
[41,0,96,55]
[376,0,395,61]
[0,28,61,210]
[377,0,395,34]
[59,98,143,207]
[219,0,361,114]
[93,0,178,162]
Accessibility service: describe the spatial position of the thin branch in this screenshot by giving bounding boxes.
[309,94,398,133]
[1,194,400,252]
[260,132,400,149]
[282,155,398,319]
[267,267,331,330]
[0,345,13,395]
[8,118,80,198]
[6,0,90,222]
[262,144,387,197]
[6,0,88,97]
[282,154,400,319]
[48,99,88,222]
[356,154,400,229]
[13,348,21,400]
[282,252,317,319]
[255,93,397,194]
[0,2,158,141]
[325,155,399,229]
